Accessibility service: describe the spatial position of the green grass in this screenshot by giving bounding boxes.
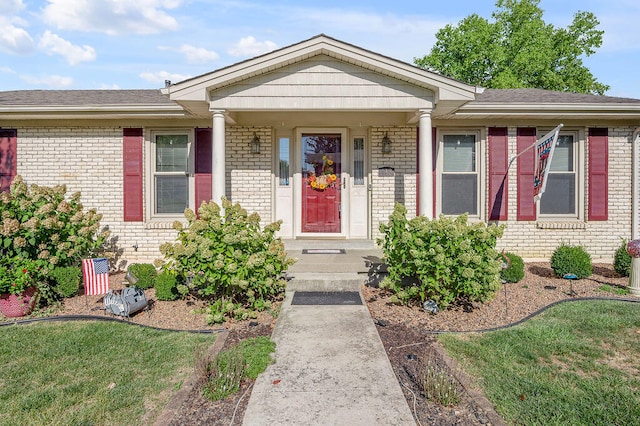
[0,321,216,426]
[439,300,640,426]
[596,284,630,295]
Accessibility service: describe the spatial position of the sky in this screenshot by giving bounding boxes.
[1,0,639,98]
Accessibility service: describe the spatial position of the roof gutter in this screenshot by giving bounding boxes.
[633,128,640,240]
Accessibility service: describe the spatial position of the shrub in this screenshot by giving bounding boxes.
[127,263,157,289]
[158,198,295,320]
[613,241,632,277]
[0,175,108,267]
[155,271,178,301]
[550,244,592,279]
[500,252,525,283]
[49,266,81,298]
[377,203,504,308]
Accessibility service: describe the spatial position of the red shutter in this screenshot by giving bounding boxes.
[123,128,143,222]
[588,128,608,221]
[195,128,213,212]
[517,128,537,221]
[488,127,508,221]
[0,129,17,193]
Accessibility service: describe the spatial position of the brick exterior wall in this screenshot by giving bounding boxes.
[13,125,274,267]
[491,126,633,260]
[10,123,635,264]
[370,127,418,240]
[226,127,273,226]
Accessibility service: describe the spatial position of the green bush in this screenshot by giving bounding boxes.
[127,263,157,289]
[0,175,108,305]
[500,252,525,283]
[49,266,81,298]
[155,271,178,301]
[158,198,295,321]
[377,203,504,309]
[613,241,632,277]
[550,244,592,279]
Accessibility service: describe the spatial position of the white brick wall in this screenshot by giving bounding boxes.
[370,127,417,240]
[11,123,635,264]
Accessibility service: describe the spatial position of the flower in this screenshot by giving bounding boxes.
[0,257,45,295]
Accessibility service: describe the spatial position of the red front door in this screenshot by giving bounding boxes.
[302,134,341,233]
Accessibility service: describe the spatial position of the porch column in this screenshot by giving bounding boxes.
[418,110,433,219]
[212,110,226,205]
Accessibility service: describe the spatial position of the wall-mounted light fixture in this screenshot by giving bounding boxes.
[381,132,392,154]
[250,132,261,154]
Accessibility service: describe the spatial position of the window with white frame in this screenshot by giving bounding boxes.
[151,132,192,215]
[538,132,578,217]
[440,133,479,216]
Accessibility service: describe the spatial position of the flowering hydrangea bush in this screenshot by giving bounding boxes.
[0,175,109,302]
[158,198,295,323]
[378,203,504,308]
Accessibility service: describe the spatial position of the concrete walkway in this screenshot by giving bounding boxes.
[242,244,415,425]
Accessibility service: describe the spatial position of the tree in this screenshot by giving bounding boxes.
[415,0,609,95]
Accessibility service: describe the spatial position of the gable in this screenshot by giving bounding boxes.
[209,55,435,111]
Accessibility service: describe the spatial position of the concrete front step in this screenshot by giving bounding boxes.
[285,272,365,292]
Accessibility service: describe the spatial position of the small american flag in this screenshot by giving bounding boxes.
[82,258,110,295]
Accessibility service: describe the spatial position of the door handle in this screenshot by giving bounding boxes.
[342,177,346,189]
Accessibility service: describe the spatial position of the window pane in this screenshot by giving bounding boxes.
[354,138,364,185]
[156,135,188,172]
[442,174,477,215]
[549,135,573,172]
[279,137,290,186]
[156,176,188,214]
[443,135,475,172]
[539,174,576,215]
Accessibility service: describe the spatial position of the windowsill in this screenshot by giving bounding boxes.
[144,220,187,230]
[536,221,585,230]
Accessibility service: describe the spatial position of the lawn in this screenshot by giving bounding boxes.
[0,321,216,426]
[439,300,640,426]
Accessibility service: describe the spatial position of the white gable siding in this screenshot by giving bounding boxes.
[209,56,435,111]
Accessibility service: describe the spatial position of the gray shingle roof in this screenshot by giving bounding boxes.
[0,89,175,106]
[473,88,640,104]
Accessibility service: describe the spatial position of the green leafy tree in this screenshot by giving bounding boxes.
[415,0,609,95]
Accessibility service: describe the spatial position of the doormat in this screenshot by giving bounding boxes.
[291,291,362,305]
[302,249,346,254]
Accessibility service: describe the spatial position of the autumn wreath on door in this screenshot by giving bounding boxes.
[307,155,338,191]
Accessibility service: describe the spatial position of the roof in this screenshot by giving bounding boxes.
[0,89,175,106]
[473,88,640,104]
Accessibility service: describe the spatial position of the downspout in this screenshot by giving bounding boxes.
[633,128,640,240]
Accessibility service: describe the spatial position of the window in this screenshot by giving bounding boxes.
[440,133,479,216]
[539,132,578,217]
[278,137,290,186]
[151,132,192,216]
[353,138,365,185]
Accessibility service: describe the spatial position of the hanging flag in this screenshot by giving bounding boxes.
[533,124,564,202]
[82,258,110,295]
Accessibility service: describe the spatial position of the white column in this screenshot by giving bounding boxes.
[418,110,433,219]
[212,110,226,205]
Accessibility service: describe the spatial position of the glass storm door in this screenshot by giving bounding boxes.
[301,134,342,233]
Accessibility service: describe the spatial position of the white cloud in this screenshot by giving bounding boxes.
[38,31,96,65]
[42,0,181,35]
[0,66,17,74]
[0,0,25,15]
[0,17,35,55]
[139,70,192,84]
[98,83,122,89]
[21,74,74,87]
[228,36,277,57]
[159,44,219,64]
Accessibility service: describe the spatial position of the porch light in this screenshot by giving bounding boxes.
[250,132,261,154]
[381,132,392,154]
